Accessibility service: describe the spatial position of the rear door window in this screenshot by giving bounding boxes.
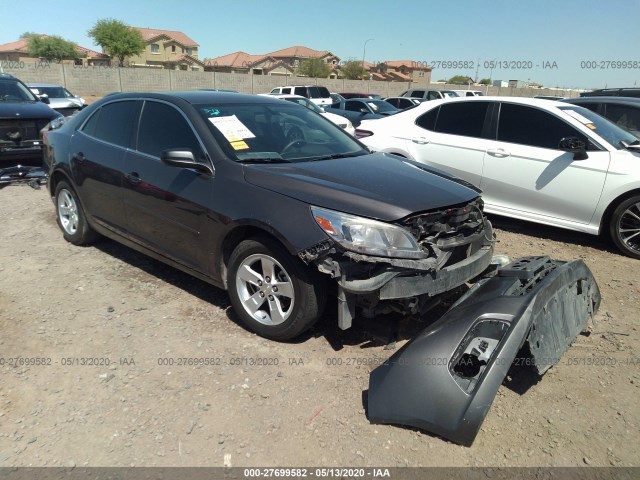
[433,102,490,138]
[416,106,439,131]
[83,100,137,148]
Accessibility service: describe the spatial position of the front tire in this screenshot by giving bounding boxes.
[55,180,98,245]
[609,195,640,259]
[227,237,325,340]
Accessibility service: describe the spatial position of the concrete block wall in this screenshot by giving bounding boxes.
[2,62,579,99]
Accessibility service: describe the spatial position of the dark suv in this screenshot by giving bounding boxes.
[580,88,640,98]
[43,91,494,340]
[0,73,62,166]
[562,96,640,137]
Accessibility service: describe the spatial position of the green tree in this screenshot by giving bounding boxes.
[297,58,330,78]
[24,34,78,62]
[340,60,366,80]
[88,19,145,67]
[478,78,491,85]
[448,75,473,85]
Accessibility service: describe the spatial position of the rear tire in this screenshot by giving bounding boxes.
[609,195,640,259]
[227,236,325,340]
[55,180,99,245]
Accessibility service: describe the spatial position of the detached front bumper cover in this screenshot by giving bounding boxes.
[368,256,600,446]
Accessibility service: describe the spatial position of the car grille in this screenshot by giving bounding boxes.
[0,119,50,144]
[56,107,80,117]
[402,198,487,263]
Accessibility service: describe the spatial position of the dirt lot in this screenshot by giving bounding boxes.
[0,183,639,468]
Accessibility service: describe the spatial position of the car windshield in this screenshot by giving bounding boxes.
[37,86,72,98]
[366,100,397,113]
[197,102,366,162]
[0,80,38,102]
[284,97,322,114]
[558,106,639,149]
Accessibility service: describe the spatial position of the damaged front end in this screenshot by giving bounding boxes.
[0,165,48,189]
[301,198,495,330]
[367,256,600,446]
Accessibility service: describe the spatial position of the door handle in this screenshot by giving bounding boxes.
[412,137,429,144]
[126,172,142,185]
[486,148,511,158]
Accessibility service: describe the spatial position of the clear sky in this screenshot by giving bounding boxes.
[1,0,639,89]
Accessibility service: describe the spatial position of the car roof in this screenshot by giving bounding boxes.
[261,93,307,100]
[98,91,284,106]
[0,73,19,81]
[27,83,62,87]
[414,96,568,106]
[562,96,640,106]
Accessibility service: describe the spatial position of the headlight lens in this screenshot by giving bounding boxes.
[48,116,66,130]
[311,206,424,259]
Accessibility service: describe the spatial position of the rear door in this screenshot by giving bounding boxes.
[69,100,137,232]
[406,101,493,187]
[480,102,610,224]
[123,99,213,271]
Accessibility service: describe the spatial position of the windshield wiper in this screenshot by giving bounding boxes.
[236,157,292,164]
[306,152,366,162]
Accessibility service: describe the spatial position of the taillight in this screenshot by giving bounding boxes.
[355,129,373,139]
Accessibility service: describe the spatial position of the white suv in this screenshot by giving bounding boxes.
[269,85,332,106]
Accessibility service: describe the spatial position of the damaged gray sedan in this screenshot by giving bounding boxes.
[43,91,495,340]
[43,92,599,444]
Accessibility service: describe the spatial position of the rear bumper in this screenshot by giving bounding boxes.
[368,256,600,446]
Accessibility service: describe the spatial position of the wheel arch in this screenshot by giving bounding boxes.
[599,188,640,236]
[48,169,72,199]
[219,224,299,290]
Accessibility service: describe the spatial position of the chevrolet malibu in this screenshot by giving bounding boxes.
[43,92,494,340]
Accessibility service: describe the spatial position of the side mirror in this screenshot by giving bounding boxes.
[559,136,588,160]
[359,108,369,114]
[161,150,212,174]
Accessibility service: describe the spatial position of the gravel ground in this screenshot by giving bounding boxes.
[0,183,639,468]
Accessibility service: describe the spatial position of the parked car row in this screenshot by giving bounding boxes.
[258,93,355,136]
[323,98,399,126]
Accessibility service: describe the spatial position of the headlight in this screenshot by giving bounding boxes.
[311,206,424,259]
[48,116,66,130]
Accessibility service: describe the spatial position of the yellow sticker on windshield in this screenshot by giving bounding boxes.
[230,140,249,150]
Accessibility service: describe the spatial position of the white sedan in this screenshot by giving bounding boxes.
[357,96,640,259]
[260,94,355,136]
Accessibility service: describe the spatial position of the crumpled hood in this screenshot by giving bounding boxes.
[243,152,481,221]
[0,101,61,120]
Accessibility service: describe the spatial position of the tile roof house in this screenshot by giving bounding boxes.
[204,46,340,77]
[125,27,205,71]
[0,36,111,66]
[365,60,432,84]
